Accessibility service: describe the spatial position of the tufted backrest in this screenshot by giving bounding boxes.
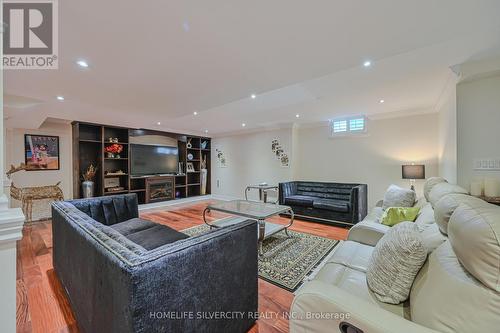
[423,177,447,202]
[448,202,500,292]
[295,181,359,201]
[410,198,500,332]
[427,183,468,208]
[433,193,488,235]
[68,194,139,225]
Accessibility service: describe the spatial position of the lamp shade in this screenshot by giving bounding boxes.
[402,165,425,180]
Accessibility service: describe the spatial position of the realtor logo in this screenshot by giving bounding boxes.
[2,0,58,69]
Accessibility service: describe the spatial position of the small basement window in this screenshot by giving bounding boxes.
[330,116,367,136]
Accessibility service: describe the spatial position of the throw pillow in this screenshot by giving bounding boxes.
[380,207,420,227]
[366,222,428,304]
[382,185,416,210]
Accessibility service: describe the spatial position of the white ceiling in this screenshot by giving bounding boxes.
[4,0,500,135]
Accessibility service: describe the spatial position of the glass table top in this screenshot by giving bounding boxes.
[207,200,290,219]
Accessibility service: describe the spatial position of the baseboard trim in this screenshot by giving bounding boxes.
[138,195,212,211]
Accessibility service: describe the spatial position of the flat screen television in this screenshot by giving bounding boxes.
[130,144,178,176]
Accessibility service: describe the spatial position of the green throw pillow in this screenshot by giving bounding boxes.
[380,207,420,227]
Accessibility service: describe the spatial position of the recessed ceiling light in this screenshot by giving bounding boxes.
[157,122,161,125]
[379,99,385,104]
[295,114,300,118]
[242,123,246,127]
[363,60,372,67]
[251,94,256,99]
[182,21,190,32]
[204,129,209,133]
[76,60,89,68]
[56,96,64,101]
[193,111,198,115]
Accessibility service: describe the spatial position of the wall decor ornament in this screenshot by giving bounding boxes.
[186,162,196,172]
[24,134,60,170]
[187,153,194,161]
[271,138,290,168]
[216,148,227,168]
[186,138,193,149]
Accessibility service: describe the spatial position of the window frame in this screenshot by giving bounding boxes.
[330,116,367,136]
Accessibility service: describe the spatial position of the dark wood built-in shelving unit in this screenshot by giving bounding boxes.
[72,122,211,204]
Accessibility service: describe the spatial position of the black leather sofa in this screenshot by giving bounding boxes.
[52,194,258,333]
[279,181,367,226]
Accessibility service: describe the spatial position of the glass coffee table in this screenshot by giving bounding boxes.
[203,200,294,256]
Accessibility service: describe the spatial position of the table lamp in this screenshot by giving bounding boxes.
[402,164,425,191]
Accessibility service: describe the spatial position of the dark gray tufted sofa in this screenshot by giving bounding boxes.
[52,194,258,333]
[279,181,367,226]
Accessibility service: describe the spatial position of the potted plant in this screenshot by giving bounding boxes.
[82,164,97,198]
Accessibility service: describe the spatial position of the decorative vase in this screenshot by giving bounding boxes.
[107,152,115,158]
[82,181,94,198]
[201,168,208,195]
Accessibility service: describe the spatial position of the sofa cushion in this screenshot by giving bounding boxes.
[411,241,500,333]
[284,195,315,207]
[327,240,373,272]
[111,219,189,251]
[110,218,158,236]
[428,183,468,208]
[312,199,349,213]
[382,185,416,210]
[315,263,408,318]
[366,222,427,304]
[434,194,486,235]
[423,177,448,202]
[417,223,447,254]
[380,207,420,227]
[448,202,500,292]
[414,203,435,225]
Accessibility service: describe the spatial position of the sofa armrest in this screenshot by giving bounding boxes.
[291,280,439,333]
[350,185,368,223]
[347,220,389,246]
[279,182,297,204]
[130,220,258,333]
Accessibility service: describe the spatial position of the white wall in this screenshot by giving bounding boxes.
[437,75,458,183]
[5,121,73,210]
[212,113,440,208]
[457,73,500,189]
[212,128,293,200]
[296,113,439,208]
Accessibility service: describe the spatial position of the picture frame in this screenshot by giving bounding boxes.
[24,134,60,171]
[186,162,196,172]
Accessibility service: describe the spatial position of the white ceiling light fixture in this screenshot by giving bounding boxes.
[379,99,385,103]
[363,60,372,67]
[157,122,161,125]
[295,114,300,118]
[204,129,208,133]
[241,123,246,127]
[193,111,198,115]
[56,96,65,101]
[251,94,256,99]
[76,60,89,68]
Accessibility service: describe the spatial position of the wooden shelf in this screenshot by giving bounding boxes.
[104,142,129,145]
[104,190,129,195]
[79,139,101,143]
[73,121,211,203]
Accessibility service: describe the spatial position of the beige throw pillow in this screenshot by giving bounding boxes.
[366,222,428,304]
[382,184,416,210]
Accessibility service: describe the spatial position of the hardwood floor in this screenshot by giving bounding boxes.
[16,200,348,333]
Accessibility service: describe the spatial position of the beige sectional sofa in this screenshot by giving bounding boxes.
[290,178,500,333]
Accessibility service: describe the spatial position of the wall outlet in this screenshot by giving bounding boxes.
[474,159,500,170]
